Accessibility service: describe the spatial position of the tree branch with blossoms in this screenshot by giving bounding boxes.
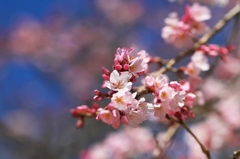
[71,3,240,159]
[134,3,240,97]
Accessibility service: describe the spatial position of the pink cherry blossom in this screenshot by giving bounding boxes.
[96,108,113,125]
[129,58,145,77]
[184,62,201,77]
[125,99,148,127]
[187,3,211,22]
[144,75,155,88]
[158,84,175,102]
[170,91,186,108]
[184,93,196,108]
[162,13,193,48]
[144,74,168,92]
[105,70,132,91]
[114,48,150,77]
[111,90,136,110]
[191,51,210,71]
[153,104,168,119]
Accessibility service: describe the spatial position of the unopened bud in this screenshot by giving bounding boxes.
[102,74,110,80]
[101,67,110,75]
[121,115,129,124]
[107,104,115,110]
[123,64,129,70]
[94,89,100,95]
[115,64,122,71]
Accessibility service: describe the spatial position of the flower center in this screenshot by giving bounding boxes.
[115,97,123,104]
[161,91,168,99]
[115,81,121,89]
[188,68,195,74]
[130,65,135,71]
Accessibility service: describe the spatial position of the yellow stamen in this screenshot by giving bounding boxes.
[188,68,195,74]
[130,65,135,71]
[115,82,121,89]
[161,91,167,99]
[115,97,123,104]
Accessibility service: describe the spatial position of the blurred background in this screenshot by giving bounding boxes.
[0,0,239,159]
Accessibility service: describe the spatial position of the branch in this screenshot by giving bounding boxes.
[152,123,179,159]
[166,115,211,159]
[231,150,240,159]
[134,4,240,97]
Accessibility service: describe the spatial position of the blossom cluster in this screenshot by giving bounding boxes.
[144,74,196,120]
[71,47,199,128]
[183,44,233,94]
[70,3,235,132]
[96,48,151,128]
[69,2,240,159]
[162,3,211,48]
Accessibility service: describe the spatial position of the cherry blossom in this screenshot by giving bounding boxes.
[162,13,193,48]
[187,3,211,22]
[191,51,210,71]
[162,3,212,48]
[105,70,132,91]
[68,2,240,158]
[114,48,150,77]
[96,109,113,125]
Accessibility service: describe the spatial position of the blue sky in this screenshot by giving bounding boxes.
[0,0,94,28]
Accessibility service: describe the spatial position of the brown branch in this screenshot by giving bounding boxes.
[166,115,211,159]
[152,123,179,159]
[231,150,240,159]
[134,4,240,97]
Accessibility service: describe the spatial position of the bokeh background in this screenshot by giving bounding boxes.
[0,0,238,159]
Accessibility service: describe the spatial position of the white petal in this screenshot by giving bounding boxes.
[110,70,119,84]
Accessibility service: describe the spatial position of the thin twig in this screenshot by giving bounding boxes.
[166,115,211,159]
[152,123,179,159]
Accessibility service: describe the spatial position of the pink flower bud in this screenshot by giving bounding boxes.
[185,93,196,108]
[123,64,129,70]
[76,117,84,129]
[94,89,100,95]
[102,74,110,80]
[101,67,110,75]
[209,44,219,51]
[92,103,99,109]
[96,115,100,120]
[169,81,182,91]
[107,104,115,111]
[115,64,122,71]
[221,47,229,55]
[121,115,129,124]
[93,96,98,100]
[97,97,103,101]
[199,45,210,53]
